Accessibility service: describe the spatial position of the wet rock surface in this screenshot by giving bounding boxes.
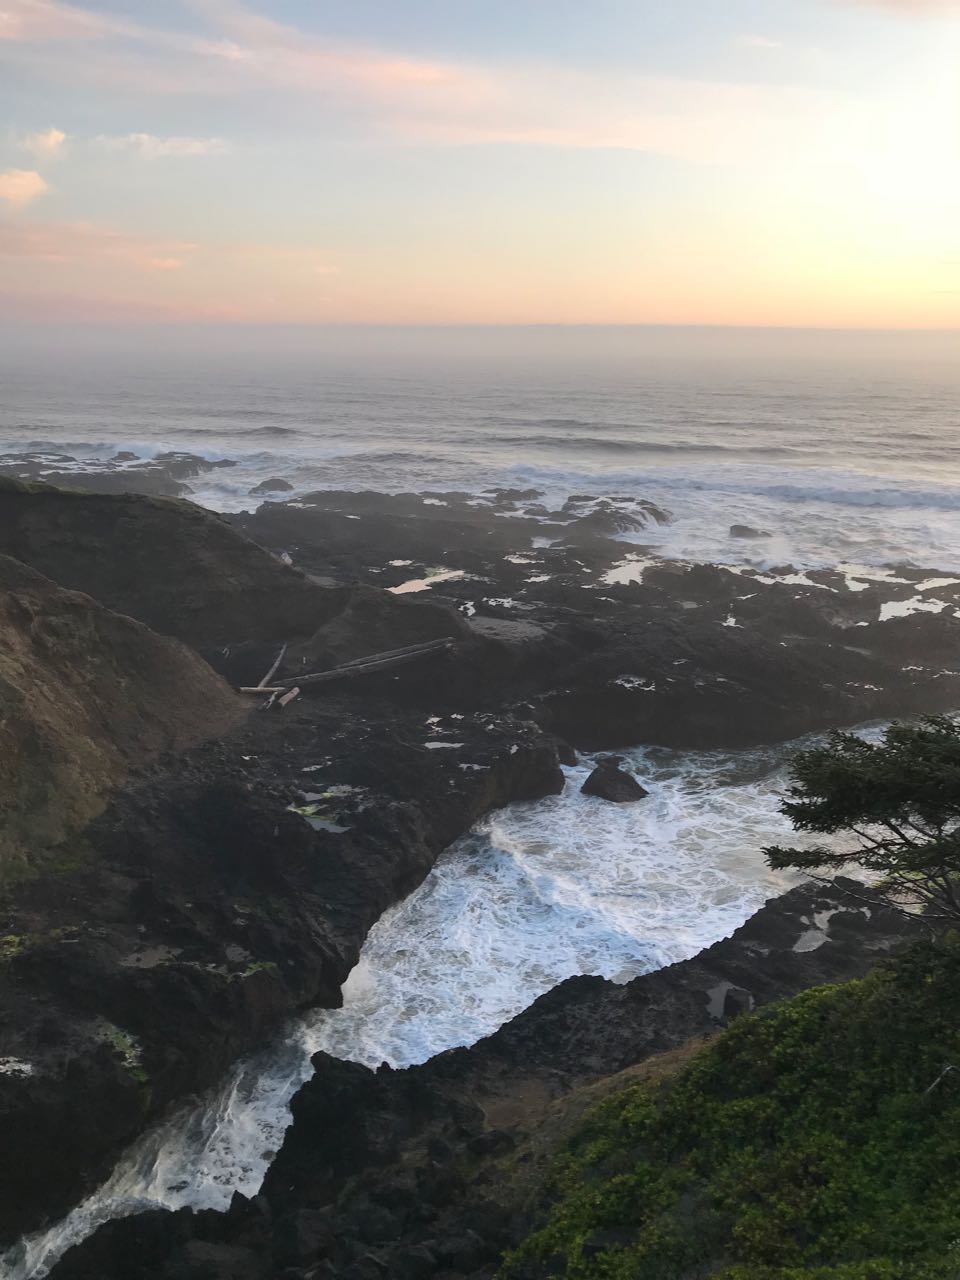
[580,756,649,802]
[229,486,960,750]
[48,880,921,1280]
[0,452,237,499]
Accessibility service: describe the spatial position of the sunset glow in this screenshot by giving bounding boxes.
[2,0,959,327]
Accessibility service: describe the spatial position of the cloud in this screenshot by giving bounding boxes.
[1,0,952,174]
[0,217,335,277]
[22,126,66,155]
[96,133,228,157]
[736,34,783,49]
[0,0,479,98]
[0,220,197,269]
[0,0,135,41]
[0,168,48,206]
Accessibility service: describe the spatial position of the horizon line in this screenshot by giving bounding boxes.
[3,321,960,334]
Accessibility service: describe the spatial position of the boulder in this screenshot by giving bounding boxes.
[729,524,771,539]
[581,756,649,803]
[249,478,294,496]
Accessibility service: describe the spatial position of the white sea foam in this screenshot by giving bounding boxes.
[5,734,857,1280]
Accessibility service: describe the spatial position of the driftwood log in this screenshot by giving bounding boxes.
[255,642,288,690]
[238,637,455,695]
[279,637,454,688]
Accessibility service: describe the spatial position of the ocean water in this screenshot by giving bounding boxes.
[6,737,850,1280]
[2,325,960,569]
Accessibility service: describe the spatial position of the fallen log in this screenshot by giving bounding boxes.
[278,637,454,689]
[321,636,455,673]
[255,642,288,689]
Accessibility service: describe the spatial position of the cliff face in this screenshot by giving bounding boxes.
[0,478,340,650]
[0,553,244,873]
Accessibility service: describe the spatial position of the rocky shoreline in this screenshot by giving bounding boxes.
[46,878,921,1280]
[1,469,958,1271]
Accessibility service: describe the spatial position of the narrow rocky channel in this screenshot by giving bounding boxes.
[5,739,829,1279]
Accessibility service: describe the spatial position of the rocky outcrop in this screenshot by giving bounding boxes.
[0,478,338,651]
[729,524,770,538]
[0,553,243,871]
[46,880,920,1280]
[580,756,648,802]
[0,451,238,499]
[231,489,960,750]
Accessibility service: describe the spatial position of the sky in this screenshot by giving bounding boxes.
[1,0,959,327]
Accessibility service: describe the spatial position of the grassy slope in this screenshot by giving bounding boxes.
[502,940,960,1280]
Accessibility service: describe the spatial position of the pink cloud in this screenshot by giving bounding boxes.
[0,0,134,41]
[0,220,197,268]
[0,168,48,206]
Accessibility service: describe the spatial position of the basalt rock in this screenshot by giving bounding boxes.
[729,524,771,539]
[0,452,237,499]
[580,756,649,802]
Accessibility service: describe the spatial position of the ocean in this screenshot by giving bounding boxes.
[2,324,960,570]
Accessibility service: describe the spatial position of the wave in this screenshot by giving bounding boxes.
[486,433,805,457]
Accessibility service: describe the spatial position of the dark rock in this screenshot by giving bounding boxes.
[392,1244,439,1279]
[0,477,340,650]
[271,1209,334,1265]
[581,757,649,803]
[722,987,754,1022]
[730,524,771,539]
[249,479,294,496]
[435,1230,489,1272]
[466,1129,516,1157]
[555,739,578,766]
[162,1241,264,1280]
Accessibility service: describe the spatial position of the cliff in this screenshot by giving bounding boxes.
[0,553,243,874]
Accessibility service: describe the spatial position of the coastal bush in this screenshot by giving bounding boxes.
[763,716,960,922]
[500,939,960,1279]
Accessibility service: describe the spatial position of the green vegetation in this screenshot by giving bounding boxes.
[764,717,960,922]
[0,933,24,962]
[501,940,960,1280]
